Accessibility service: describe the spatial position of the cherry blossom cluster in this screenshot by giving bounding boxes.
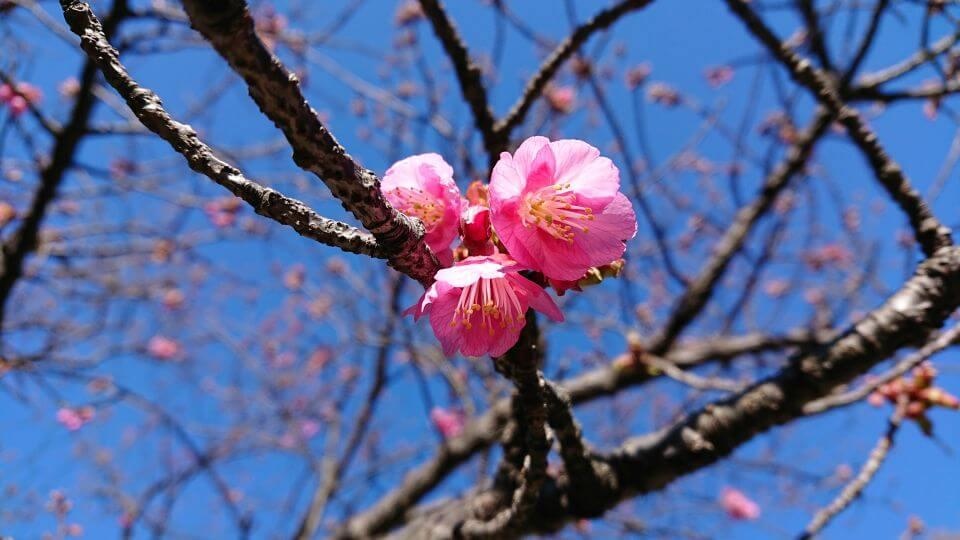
[383,136,637,357]
[868,362,959,433]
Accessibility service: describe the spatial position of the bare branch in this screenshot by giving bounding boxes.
[799,402,907,539]
[493,0,653,141]
[57,0,386,261]
[724,0,953,257]
[179,0,439,285]
[416,0,499,160]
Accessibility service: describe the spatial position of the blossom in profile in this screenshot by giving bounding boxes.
[460,204,493,256]
[720,487,761,520]
[407,255,563,357]
[430,407,465,438]
[488,136,637,281]
[382,153,462,266]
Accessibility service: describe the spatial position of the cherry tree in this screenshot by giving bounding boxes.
[1,0,959,538]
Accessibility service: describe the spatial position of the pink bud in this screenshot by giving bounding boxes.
[430,407,465,439]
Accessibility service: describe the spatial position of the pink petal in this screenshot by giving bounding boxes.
[489,152,525,202]
[524,143,557,192]
[510,136,550,180]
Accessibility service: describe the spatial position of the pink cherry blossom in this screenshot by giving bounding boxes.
[430,407,465,438]
[407,254,563,357]
[382,153,461,266]
[147,335,181,360]
[720,487,761,520]
[56,406,95,431]
[488,136,637,281]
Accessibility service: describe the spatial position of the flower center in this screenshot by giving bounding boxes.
[520,183,594,242]
[390,187,444,229]
[450,277,525,335]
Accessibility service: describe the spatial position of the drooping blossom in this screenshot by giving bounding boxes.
[407,255,563,357]
[382,153,461,266]
[147,335,181,360]
[488,136,637,281]
[430,407,465,439]
[719,487,761,520]
[56,406,95,431]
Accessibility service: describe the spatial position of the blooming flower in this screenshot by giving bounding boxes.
[407,255,563,357]
[720,487,761,520]
[488,136,637,281]
[430,407,465,438]
[382,153,461,266]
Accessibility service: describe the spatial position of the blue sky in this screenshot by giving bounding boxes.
[1,0,959,538]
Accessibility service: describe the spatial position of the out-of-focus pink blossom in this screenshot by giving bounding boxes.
[625,62,652,90]
[0,82,41,117]
[488,136,637,281]
[382,153,461,266]
[407,254,563,357]
[720,487,761,520]
[284,264,306,290]
[299,419,320,439]
[204,197,242,228]
[59,77,80,98]
[545,85,576,114]
[395,0,423,26]
[161,288,185,310]
[430,407,465,438]
[56,407,95,431]
[0,201,16,228]
[705,65,735,88]
[646,82,680,106]
[804,243,853,270]
[147,335,181,360]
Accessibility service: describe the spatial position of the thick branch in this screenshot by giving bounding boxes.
[396,246,960,536]
[179,0,439,285]
[334,330,829,538]
[58,0,385,260]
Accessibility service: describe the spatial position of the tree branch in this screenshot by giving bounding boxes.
[178,0,439,285]
[57,0,386,261]
[724,0,953,257]
[493,0,653,141]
